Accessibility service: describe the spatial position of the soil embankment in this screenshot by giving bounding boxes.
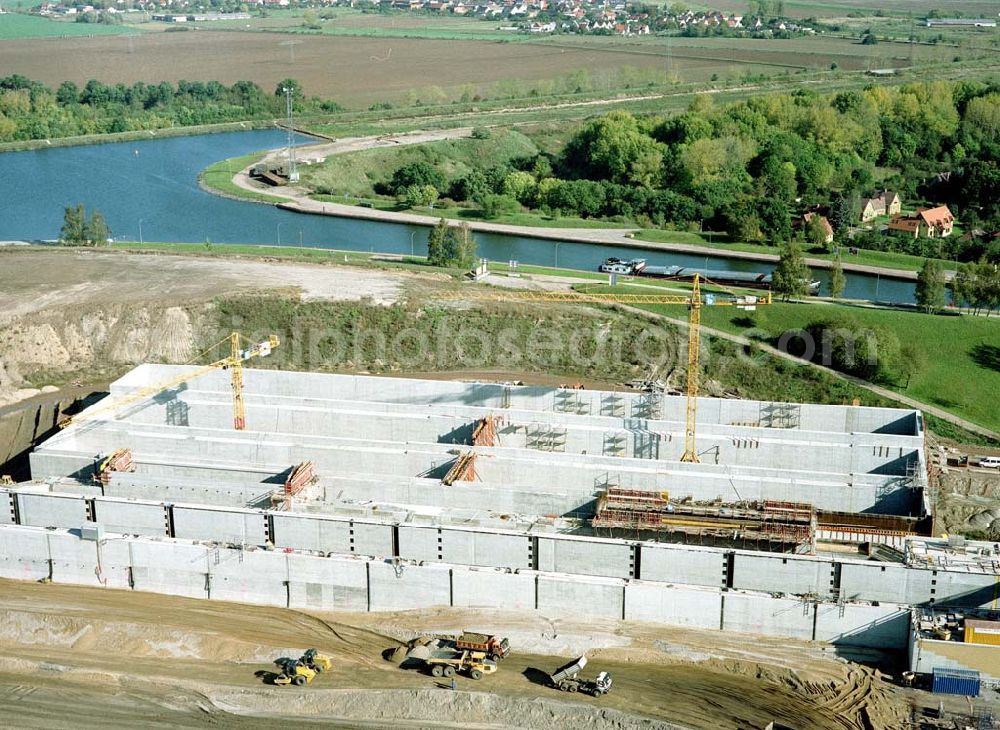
[0,580,907,730]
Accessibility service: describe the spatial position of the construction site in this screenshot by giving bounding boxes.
[1,249,999,729]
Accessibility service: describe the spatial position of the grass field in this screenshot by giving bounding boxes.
[645,297,1000,432]
[0,13,144,39]
[2,19,988,112]
[697,0,1000,20]
[635,230,955,274]
[302,129,539,197]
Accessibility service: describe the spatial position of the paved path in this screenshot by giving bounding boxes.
[229,135,919,281]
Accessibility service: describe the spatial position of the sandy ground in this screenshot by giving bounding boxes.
[0,248,404,321]
[0,247,425,408]
[0,579,907,730]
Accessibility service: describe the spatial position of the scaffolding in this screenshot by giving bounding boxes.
[591,488,815,552]
[760,402,802,429]
[442,451,477,485]
[554,389,590,415]
[94,448,134,485]
[271,460,316,511]
[471,414,504,447]
[600,393,626,418]
[526,423,567,452]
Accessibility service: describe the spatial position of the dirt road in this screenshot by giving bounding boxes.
[0,579,906,730]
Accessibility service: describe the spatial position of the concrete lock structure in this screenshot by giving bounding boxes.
[2,366,996,654]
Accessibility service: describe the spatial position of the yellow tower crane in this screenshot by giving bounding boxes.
[435,275,769,463]
[59,332,280,430]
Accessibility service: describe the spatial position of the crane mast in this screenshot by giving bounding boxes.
[433,275,768,461]
[681,275,701,463]
[60,332,279,430]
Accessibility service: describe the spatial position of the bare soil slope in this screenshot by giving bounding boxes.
[0,580,906,730]
[0,247,408,407]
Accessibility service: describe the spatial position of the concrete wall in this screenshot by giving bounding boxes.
[2,485,990,610]
[537,574,625,619]
[814,603,910,648]
[271,512,393,557]
[171,505,268,545]
[111,366,921,437]
[16,491,88,528]
[536,535,633,579]
[732,553,836,598]
[0,523,912,649]
[721,593,815,640]
[640,544,728,588]
[367,559,452,611]
[841,562,1000,609]
[33,422,919,516]
[93,497,168,537]
[624,582,722,628]
[451,568,535,611]
[286,553,369,611]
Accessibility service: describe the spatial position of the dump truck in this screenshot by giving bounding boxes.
[454,632,510,661]
[549,655,612,697]
[425,647,498,680]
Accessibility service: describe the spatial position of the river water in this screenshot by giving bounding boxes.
[0,130,916,303]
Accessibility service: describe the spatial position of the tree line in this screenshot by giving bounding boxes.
[0,76,341,142]
[386,80,999,264]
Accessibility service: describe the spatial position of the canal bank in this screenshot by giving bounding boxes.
[275,197,920,282]
[0,128,918,303]
[223,132,922,283]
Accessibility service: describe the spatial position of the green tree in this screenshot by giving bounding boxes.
[301,10,322,29]
[389,161,445,196]
[85,210,110,245]
[771,242,811,300]
[561,111,664,184]
[426,218,449,266]
[60,204,87,245]
[445,222,477,269]
[274,78,302,99]
[805,215,831,250]
[480,194,519,219]
[502,171,536,203]
[897,342,926,388]
[802,315,900,382]
[829,257,846,299]
[402,184,438,208]
[915,258,946,313]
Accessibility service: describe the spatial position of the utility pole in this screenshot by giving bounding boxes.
[283,86,299,183]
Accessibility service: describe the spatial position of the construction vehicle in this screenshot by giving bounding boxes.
[272,657,316,687]
[454,632,510,661]
[434,275,769,463]
[300,648,332,673]
[425,648,498,680]
[59,331,279,431]
[549,656,612,697]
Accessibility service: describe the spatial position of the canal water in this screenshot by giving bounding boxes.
[0,130,916,303]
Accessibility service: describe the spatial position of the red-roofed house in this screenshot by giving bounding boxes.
[887,205,954,238]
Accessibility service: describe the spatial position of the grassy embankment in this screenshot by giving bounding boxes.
[600,285,1000,435]
[634,230,956,273]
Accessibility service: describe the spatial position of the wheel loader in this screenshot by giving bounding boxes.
[272,658,317,687]
[301,648,332,673]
